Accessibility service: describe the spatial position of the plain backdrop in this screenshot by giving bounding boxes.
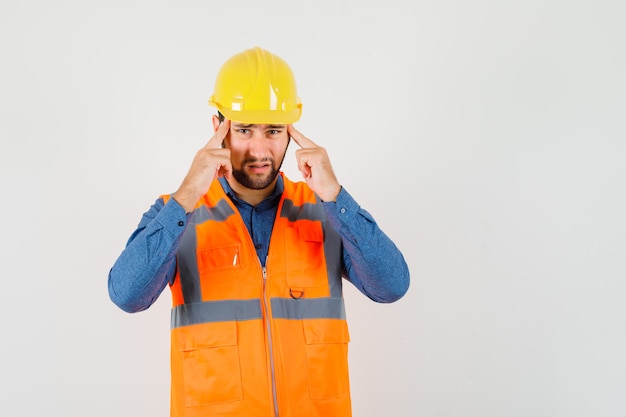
[1,1,625,416]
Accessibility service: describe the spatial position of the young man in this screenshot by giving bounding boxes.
[108,46,410,417]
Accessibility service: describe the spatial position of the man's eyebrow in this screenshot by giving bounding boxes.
[267,125,286,129]
[232,123,255,128]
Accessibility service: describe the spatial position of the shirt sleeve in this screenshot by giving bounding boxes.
[107,197,189,313]
[322,187,410,303]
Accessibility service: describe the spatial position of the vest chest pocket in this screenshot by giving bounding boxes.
[178,321,243,406]
[303,319,351,399]
[285,222,327,288]
[197,243,243,271]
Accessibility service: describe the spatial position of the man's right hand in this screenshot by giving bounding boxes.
[173,120,232,213]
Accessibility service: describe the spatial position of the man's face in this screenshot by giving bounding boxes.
[223,121,290,190]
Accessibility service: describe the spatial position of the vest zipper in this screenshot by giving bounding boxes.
[262,265,279,417]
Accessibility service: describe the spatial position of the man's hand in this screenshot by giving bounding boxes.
[288,125,341,202]
[173,120,232,212]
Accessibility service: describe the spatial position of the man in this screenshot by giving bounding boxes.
[108,46,410,417]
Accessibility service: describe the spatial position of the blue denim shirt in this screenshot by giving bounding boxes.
[108,175,410,312]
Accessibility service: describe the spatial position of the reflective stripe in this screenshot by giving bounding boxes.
[280,199,326,221]
[177,225,201,304]
[178,199,236,304]
[171,297,345,328]
[171,299,262,328]
[271,297,346,320]
[320,216,343,298]
[194,199,236,223]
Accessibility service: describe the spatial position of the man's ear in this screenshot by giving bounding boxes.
[211,114,221,132]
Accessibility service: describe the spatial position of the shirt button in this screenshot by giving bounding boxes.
[178,221,184,226]
[340,208,347,214]
[255,243,262,249]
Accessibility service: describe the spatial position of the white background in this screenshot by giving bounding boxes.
[1,1,625,416]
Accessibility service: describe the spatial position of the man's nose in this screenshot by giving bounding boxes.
[248,132,268,158]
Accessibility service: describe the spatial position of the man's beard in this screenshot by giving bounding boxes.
[231,158,281,190]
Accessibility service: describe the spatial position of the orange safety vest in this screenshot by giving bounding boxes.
[162,173,352,417]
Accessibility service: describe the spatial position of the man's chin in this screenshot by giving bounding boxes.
[232,170,278,190]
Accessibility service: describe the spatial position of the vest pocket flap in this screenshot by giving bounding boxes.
[303,319,350,345]
[177,321,238,351]
[297,221,323,242]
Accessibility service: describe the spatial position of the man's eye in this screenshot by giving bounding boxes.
[269,130,280,135]
[237,129,250,134]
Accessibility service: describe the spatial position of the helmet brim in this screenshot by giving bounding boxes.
[210,102,302,125]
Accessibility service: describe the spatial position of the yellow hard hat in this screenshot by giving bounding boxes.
[208,47,302,124]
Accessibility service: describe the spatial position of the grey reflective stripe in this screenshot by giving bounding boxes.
[195,199,236,223]
[177,224,201,304]
[178,199,236,304]
[171,299,263,328]
[171,297,344,328]
[280,199,327,221]
[271,297,346,320]
[320,211,343,298]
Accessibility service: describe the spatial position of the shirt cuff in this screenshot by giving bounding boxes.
[156,196,190,235]
[322,187,359,222]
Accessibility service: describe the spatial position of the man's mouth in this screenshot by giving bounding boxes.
[246,160,272,173]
